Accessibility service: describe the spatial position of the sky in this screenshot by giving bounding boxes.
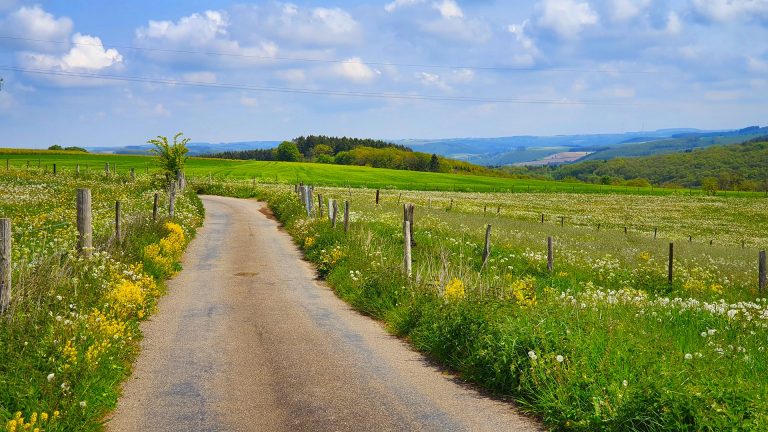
[0,0,766,148]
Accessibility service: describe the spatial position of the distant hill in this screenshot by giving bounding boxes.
[549,136,768,190]
[87,141,280,156]
[580,126,768,161]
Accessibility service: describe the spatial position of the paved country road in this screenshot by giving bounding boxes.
[108,195,541,432]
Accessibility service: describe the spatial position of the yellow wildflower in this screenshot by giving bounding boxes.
[444,278,466,302]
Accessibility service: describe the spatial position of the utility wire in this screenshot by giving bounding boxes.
[0,35,657,74]
[0,65,640,106]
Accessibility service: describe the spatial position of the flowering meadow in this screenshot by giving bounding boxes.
[0,168,203,431]
[197,179,768,431]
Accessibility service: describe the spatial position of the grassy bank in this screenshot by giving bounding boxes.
[0,169,204,431]
[197,179,768,431]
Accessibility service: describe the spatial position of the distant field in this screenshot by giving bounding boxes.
[0,149,764,197]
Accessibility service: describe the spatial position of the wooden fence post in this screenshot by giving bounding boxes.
[541,214,544,224]
[153,193,159,222]
[654,227,658,239]
[668,242,674,284]
[318,194,324,218]
[482,224,491,268]
[760,250,766,292]
[52,164,57,175]
[169,188,176,219]
[344,200,350,233]
[404,220,412,277]
[104,163,109,175]
[77,188,92,257]
[0,218,11,313]
[559,216,564,227]
[130,168,136,181]
[76,164,80,175]
[624,226,628,235]
[331,200,338,228]
[376,189,380,205]
[115,201,122,242]
[5,159,8,171]
[547,236,554,272]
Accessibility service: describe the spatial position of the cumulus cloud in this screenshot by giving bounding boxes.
[416,69,475,91]
[135,10,278,67]
[384,0,426,13]
[253,4,362,47]
[508,20,540,64]
[535,0,599,39]
[333,57,378,83]
[0,5,73,51]
[433,0,463,19]
[692,0,768,23]
[609,0,651,22]
[20,33,122,71]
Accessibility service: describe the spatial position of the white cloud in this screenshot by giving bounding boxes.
[135,10,278,66]
[609,0,650,22]
[666,11,682,34]
[240,94,259,107]
[334,57,378,83]
[508,19,540,57]
[747,56,768,72]
[416,69,474,91]
[0,5,73,51]
[262,5,362,46]
[20,33,122,72]
[417,71,451,91]
[385,0,426,13]
[536,0,599,39]
[433,0,463,19]
[692,0,768,23]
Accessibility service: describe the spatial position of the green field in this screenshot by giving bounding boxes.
[1,149,764,197]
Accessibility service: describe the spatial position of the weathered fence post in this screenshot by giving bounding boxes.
[484,205,487,216]
[547,236,554,272]
[624,226,628,235]
[77,188,92,257]
[403,203,415,247]
[76,164,80,175]
[482,224,491,268]
[52,164,57,175]
[654,227,658,239]
[115,201,121,242]
[331,200,338,228]
[668,242,674,284]
[449,199,453,210]
[153,193,159,222]
[318,194,324,218]
[169,187,176,219]
[0,218,11,313]
[497,205,500,214]
[403,220,412,277]
[559,216,564,227]
[541,214,544,224]
[344,200,350,233]
[376,189,380,205]
[130,168,136,181]
[760,250,766,292]
[104,163,109,175]
[398,192,402,204]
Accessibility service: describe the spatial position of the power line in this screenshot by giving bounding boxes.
[0,65,641,106]
[0,35,657,75]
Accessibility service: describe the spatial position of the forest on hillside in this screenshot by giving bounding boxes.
[504,137,768,191]
[205,135,506,177]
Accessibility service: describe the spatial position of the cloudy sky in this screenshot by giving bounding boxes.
[0,0,766,147]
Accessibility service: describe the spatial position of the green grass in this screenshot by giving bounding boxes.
[1,149,765,197]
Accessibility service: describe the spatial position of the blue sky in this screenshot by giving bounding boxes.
[0,0,766,147]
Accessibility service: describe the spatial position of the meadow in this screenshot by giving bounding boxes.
[1,149,763,196]
[0,167,203,431]
[196,179,768,431]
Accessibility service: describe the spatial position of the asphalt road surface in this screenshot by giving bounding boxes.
[108,195,541,432]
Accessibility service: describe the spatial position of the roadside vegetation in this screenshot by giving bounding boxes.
[0,167,203,431]
[196,179,768,431]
